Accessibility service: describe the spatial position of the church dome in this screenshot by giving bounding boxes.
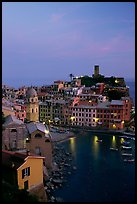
[26,87,37,98]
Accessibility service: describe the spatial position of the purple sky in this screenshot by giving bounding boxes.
[2,2,135,88]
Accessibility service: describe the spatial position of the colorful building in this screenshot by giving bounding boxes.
[2,150,47,201]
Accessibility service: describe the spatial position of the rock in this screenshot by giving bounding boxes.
[68,171,71,175]
[72,166,77,170]
[52,179,63,184]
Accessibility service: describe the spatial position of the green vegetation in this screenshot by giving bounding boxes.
[2,181,39,202]
[106,89,125,101]
[80,75,126,87]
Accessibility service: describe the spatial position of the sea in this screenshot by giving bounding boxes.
[52,133,135,202]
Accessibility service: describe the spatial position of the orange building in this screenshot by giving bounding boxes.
[2,150,47,202]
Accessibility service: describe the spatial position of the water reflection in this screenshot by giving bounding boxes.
[93,136,99,159]
[120,138,124,143]
[69,137,76,157]
[111,135,116,147]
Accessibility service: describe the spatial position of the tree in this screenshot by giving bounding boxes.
[2,181,39,202]
[69,73,74,82]
[107,90,124,101]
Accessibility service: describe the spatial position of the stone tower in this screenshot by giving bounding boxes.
[26,87,39,122]
[94,65,99,77]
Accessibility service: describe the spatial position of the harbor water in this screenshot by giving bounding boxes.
[52,133,135,202]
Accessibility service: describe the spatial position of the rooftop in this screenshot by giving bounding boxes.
[4,115,24,126]
[110,100,124,106]
[26,87,37,98]
[26,122,49,137]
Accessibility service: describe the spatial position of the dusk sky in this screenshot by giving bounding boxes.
[2,2,135,88]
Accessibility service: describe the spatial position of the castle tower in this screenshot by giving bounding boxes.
[94,65,99,77]
[26,87,39,122]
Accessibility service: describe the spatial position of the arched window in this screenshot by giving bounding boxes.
[32,108,34,113]
[36,108,37,112]
[35,134,42,138]
[31,98,33,102]
[45,139,50,142]
[11,129,17,132]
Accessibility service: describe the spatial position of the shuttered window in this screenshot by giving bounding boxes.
[22,167,30,179]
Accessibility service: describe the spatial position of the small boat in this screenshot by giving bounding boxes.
[96,139,102,143]
[121,146,132,150]
[119,136,131,139]
[123,159,135,162]
[110,147,118,151]
[121,141,130,145]
[121,153,132,156]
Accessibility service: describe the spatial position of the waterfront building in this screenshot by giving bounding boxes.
[25,122,53,169]
[25,87,39,122]
[121,97,132,121]
[96,100,125,129]
[39,99,68,125]
[71,105,97,127]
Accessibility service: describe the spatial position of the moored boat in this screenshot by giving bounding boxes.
[123,159,135,162]
[110,147,118,151]
[121,141,130,145]
[96,139,102,143]
[121,153,132,156]
[121,146,132,150]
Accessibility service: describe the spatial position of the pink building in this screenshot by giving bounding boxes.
[71,105,97,127]
[14,104,26,122]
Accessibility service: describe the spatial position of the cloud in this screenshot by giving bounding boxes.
[50,13,66,23]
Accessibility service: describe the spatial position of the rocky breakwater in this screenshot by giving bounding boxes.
[45,144,77,202]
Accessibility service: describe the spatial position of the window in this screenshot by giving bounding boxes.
[22,167,30,179]
[45,139,50,142]
[32,109,34,113]
[11,129,17,132]
[35,133,42,138]
[35,147,41,155]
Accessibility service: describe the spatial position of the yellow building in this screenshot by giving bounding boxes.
[26,87,39,122]
[2,150,47,201]
[17,155,45,190]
